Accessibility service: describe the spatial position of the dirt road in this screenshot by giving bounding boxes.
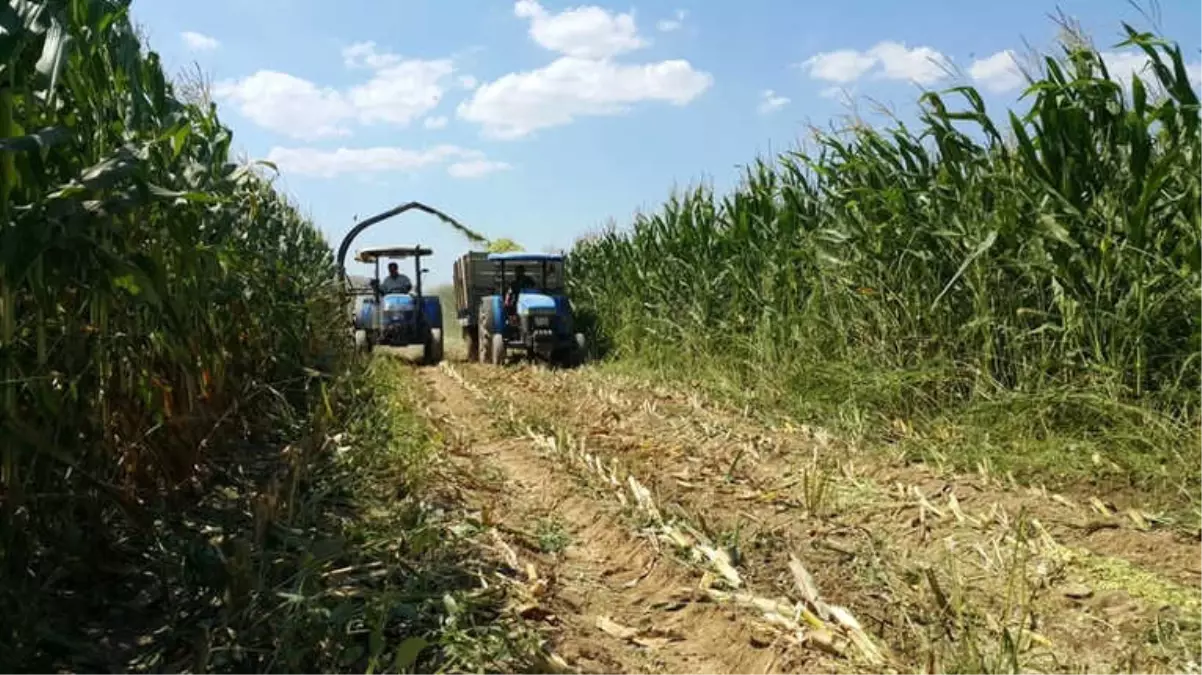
[406,347,1201,674]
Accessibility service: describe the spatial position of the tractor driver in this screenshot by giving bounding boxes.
[504,264,537,311]
[379,262,413,294]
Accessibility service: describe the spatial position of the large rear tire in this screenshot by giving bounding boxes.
[478,325,491,363]
[490,332,506,366]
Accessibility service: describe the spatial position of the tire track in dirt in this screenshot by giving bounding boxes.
[569,369,1202,583]
[576,368,1201,587]
[455,361,1202,674]
[413,362,828,674]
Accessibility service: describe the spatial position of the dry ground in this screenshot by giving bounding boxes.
[392,341,1201,674]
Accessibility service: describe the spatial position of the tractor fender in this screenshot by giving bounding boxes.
[552,295,574,336]
[486,295,505,335]
[421,297,443,331]
[356,299,375,329]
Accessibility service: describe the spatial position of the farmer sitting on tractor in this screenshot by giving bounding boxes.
[504,264,537,311]
[379,262,413,294]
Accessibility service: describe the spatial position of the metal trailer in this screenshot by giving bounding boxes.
[452,251,585,366]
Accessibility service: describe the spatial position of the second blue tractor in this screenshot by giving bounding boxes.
[452,251,586,367]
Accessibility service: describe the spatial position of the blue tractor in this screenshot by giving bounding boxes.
[453,251,586,366]
[352,245,444,364]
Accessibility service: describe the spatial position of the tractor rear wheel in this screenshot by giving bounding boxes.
[478,326,491,363]
[490,332,506,366]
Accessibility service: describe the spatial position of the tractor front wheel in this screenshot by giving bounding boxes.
[490,332,506,366]
[354,329,372,353]
[424,328,444,365]
[573,332,587,366]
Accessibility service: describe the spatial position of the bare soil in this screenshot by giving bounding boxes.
[405,344,1201,673]
[414,361,831,674]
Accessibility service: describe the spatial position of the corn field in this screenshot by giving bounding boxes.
[567,24,1200,439]
[0,0,347,661]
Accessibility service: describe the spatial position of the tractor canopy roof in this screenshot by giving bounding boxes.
[486,251,563,263]
[355,245,433,263]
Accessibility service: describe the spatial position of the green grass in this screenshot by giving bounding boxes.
[0,1,358,664]
[535,517,571,555]
[567,20,1201,513]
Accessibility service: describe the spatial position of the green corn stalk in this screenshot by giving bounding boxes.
[0,0,357,659]
[567,20,1200,438]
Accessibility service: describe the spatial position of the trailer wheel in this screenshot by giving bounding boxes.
[465,327,479,362]
[490,332,506,366]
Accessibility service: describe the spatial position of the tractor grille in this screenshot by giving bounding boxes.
[523,312,556,340]
[384,309,412,324]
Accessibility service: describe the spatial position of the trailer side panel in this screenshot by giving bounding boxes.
[452,251,495,328]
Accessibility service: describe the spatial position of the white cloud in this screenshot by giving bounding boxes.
[457,1,710,139]
[799,41,951,86]
[868,42,951,85]
[447,159,512,178]
[1099,49,1157,88]
[819,85,855,105]
[514,0,647,59]
[214,71,352,139]
[656,9,687,33]
[457,56,712,139]
[265,145,503,178]
[346,58,454,125]
[969,49,1025,93]
[758,89,789,114]
[975,47,1202,96]
[215,43,455,139]
[423,115,449,129]
[342,41,401,69]
[1100,51,1202,93]
[181,31,219,52]
[799,49,877,84]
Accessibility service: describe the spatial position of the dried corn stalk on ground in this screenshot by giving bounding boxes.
[418,353,1202,674]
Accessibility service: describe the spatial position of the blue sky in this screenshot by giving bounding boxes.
[129,0,1201,285]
